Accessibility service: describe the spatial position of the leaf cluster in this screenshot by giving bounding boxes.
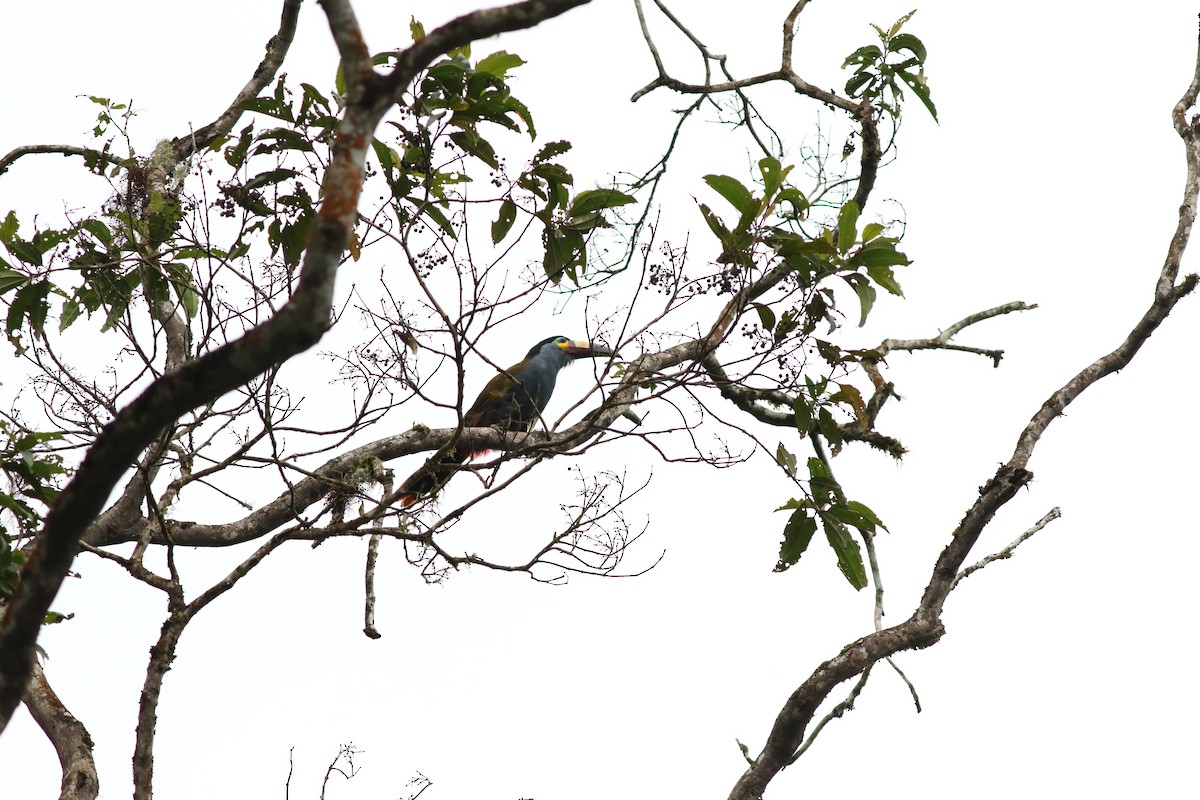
[0,421,66,602]
[774,447,885,590]
[0,204,202,352]
[843,10,937,122]
[700,159,909,588]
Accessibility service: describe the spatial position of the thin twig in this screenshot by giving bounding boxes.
[952,508,1063,591]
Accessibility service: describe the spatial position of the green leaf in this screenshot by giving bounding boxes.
[845,499,888,533]
[166,263,201,319]
[889,32,927,62]
[59,299,81,332]
[897,69,938,122]
[697,203,733,249]
[475,50,525,78]
[854,240,911,269]
[421,204,457,239]
[371,137,396,172]
[775,507,818,572]
[866,264,904,297]
[253,127,315,154]
[543,230,566,282]
[0,270,25,295]
[793,396,813,432]
[0,211,18,243]
[504,96,536,139]
[823,518,868,590]
[492,198,517,244]
[335,62,348,97]
[299,83,332,113]
[806,456,841,503]
[224,125,254,169]
[842,44,883,70]
[79,218,113,247]
[449,129,499,169]
[225,186,274,217]
[776,187,809,217]
[775,442,797,478]
[533,140,572,163]
[773,308,799,345]
[888,9,918,39]
[569,188,636,216]
[836,200,860,254]
[409,17,426,42]
[816,407,843,451]
[531,162,572,187]
[830,382,868,426]
[6,280,51,341]
[7,240,42,267]
[845,70,876,99]
[861,222,885,242]
[237,96,294,123]
[704,174,756,215]
[753,302,775,333]
[244,168,299,191]
[843,273,876,327]
[758,157,783,196]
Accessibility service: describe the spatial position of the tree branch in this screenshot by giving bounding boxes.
[380,0,594,112]
[22,661,99,800]
[175,0,304,159]
[725,32,1200,799]
[0,145,123,178]
[0,0,604,732]
[952,507,1062,591]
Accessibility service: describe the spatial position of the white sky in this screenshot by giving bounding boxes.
[2,1,1198,798]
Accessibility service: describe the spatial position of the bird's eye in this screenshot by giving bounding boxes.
[556,337,568,343]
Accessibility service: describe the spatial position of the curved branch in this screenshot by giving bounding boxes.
[380,0,594,111]
[726,35,1200,800]
[0,0,362,735]
[175,0,304,158]
[23,661,99,800]
[0,1,604,731]
[0,145,123,178]
[630,1,883,212]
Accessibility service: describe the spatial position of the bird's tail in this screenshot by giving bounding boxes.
[397,448,471,508]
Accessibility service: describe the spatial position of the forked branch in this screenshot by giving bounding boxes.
[726,28,1200,800]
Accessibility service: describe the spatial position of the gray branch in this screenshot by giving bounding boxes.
[725,34,1200,800]
[22,660,99,800]
[0,0,596,735]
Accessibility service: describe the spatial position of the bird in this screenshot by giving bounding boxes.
[398,336,615,507]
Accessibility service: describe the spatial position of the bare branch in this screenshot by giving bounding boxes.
[0,145,122,178]
[380,0,594,112]
[876,301,1038,368]
[22,661,99,800]
[952,507,1063,591]
[177,0,303,158]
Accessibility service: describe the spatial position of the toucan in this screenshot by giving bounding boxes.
[398,336,615,507]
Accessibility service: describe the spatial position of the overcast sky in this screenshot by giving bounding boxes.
[2,2,1198,798]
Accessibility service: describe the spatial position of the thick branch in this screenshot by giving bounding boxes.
[0,1,602,731]
[0,0,351,735]
[22,661,99,800]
